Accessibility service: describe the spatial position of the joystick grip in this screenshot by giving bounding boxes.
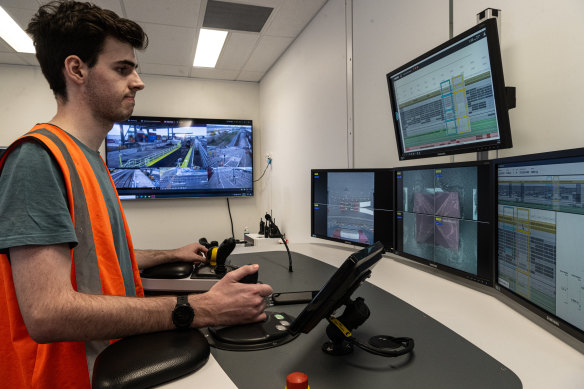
[210,238,236,275]
[239,270,258,284]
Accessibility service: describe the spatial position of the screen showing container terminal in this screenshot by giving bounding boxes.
[497,158,584,333]
[389,26,500,154]
[106,117,253,197]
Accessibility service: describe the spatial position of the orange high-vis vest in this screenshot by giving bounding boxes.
[0,124,144,388]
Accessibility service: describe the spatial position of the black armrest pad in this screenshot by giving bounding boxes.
[92,329,210,389]
[141,262,193,279]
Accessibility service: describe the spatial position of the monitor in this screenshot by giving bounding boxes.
[288,241,385,335]
[496,148,584,344]
[105,116,253,199]
[394,160,495,286]
[386,18,512,160]
[311,169,394,250]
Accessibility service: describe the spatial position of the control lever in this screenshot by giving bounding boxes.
[209,238,236,276]
[239,270,258,284]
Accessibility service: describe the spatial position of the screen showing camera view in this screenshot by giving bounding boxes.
[497,157,584,333]
[105,117,253,198]
[397,166,482,275]
[325,172,375,245]
[312,170,394,249]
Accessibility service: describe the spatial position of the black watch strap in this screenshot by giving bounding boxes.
[176,295,188,306]
[172,295,194,329]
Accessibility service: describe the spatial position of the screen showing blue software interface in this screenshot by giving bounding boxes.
[390,26,500,154]
[497,157,584,332]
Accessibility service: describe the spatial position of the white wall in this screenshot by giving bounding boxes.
[353,0,450,167]
[0,65,261,249]
[259,0,348,243]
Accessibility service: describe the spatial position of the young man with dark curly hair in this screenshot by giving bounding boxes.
[0,2,272,387]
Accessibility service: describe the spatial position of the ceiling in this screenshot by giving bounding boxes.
[0,0,328,82]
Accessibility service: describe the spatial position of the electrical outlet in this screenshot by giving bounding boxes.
[265,153,273,165]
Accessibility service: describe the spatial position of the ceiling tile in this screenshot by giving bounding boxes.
[137,23,196,66]
[243,35,292,73]
[123,0,201,28]
[237,70,263,82]
[0,0,39,10]
[0,38,14,53]
[190,67,240,80]
[88,0,124,17]
[138,62,192,78]
[17,52,38,66]
[0,52,28,65]
[216,32,259,70]
[263,0,328,38]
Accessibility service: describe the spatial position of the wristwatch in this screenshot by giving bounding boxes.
[172,295,195,329]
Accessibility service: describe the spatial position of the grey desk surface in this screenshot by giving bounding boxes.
[209,250,522,389]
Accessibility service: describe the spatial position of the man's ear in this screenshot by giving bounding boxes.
[63,55,88,86]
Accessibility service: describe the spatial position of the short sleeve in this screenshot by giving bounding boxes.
[0,142,78,252]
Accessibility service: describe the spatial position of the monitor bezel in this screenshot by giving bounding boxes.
[386,18,513,161]
[310,168,395,250]
[494,147,584,344]
[393,159,496,286]
[105,115,254,199]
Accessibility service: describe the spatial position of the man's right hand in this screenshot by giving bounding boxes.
[189,264,273,327]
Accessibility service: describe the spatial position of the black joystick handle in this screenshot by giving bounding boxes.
[198,237,211,249]
[239,270,258,284]
[212,237,236,276]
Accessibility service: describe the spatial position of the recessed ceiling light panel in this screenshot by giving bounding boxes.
[193,28,228,68]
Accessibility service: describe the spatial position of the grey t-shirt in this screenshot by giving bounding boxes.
[0,135,137,296]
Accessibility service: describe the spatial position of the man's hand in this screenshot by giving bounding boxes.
[190,264,273,327]
[171,242,208,265]
[135,242,208,269]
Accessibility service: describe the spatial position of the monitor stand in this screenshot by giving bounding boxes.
[205,312,299,351]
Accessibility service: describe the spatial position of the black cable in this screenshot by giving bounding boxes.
[253,162,270,182]
[347,335,414,357]
[226,198,235,239]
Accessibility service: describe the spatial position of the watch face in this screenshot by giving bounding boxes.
[173,305,194,328]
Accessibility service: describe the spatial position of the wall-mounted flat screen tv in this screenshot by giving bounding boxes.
[386,18,512,160]
[105,116,253,199]
[394,161,495,286]
[495,148,584,344]
[311,169,394,250]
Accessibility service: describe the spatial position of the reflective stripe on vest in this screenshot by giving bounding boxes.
[0,124,143,388]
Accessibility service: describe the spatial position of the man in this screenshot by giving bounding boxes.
[0,1,273,387]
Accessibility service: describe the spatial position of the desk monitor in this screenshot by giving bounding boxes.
[386,18,512,160]
[288,241,385,335]
[394,160,495,286]
[105,116,253,199]
[496,148,584,344]
[311,169,394,250]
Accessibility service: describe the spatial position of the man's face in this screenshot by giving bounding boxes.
[85,36,145,124]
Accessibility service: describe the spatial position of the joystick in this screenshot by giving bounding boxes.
[239,270,259,284]
[210,238,236,276]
